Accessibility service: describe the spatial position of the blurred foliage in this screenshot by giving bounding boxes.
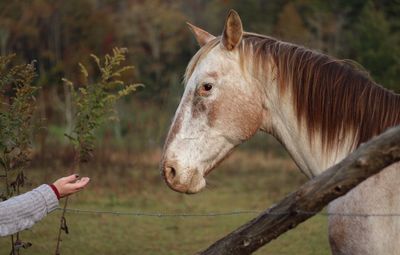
[0,0,399,155]
[0,54,38,200]
[343,1,400,91]
[63,48,141,162]
[0,54,38,254]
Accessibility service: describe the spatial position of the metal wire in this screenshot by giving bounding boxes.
[58,207,260,217]
[57,207,400,218]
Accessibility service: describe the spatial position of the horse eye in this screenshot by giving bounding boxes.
[203,83,213,91]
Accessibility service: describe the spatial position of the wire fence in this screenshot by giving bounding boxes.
[58,207,400,218]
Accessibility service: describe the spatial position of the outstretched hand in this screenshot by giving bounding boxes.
[53,174,90,198]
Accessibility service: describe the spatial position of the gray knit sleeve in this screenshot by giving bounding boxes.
[0,184,59,237]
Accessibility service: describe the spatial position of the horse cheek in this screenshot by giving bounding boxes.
[207,91,262,140]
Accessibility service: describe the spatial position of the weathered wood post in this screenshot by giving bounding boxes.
[199,125,400,255]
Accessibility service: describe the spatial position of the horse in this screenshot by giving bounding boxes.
[160,10,400,254]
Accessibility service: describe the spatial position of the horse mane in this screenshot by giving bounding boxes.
[185,32,400,151]
[239,33,400,150]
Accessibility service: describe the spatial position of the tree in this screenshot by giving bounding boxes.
[342,0,400,92]
[117,0,191,102]
[275,2,312,46]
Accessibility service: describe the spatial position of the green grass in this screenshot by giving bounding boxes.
[0,150,330,254]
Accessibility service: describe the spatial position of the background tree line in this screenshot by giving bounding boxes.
[0,0,399,159]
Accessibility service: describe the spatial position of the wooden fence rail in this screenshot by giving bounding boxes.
[199,125,400,255]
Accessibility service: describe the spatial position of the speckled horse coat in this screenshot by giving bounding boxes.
[160,10,400,254]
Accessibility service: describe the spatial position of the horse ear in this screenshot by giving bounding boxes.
[187,22,216,47]
[222,9,243,51]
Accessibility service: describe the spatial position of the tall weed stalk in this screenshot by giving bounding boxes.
[55,48,141,255]
[0,54,38,255]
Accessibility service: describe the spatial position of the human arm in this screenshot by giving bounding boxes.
[0,184,58,237]
[0,174,89,236]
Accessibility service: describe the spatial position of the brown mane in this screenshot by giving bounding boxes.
[239,33,400,150]
[185,33,400,151]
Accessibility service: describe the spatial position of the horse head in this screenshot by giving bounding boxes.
[160,10,266,193]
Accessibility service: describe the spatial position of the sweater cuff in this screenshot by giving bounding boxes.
[49,184,61,200]
[35,184,59,213]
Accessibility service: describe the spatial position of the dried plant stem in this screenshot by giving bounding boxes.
[4,167,10,199]
[15,232,20,255]
[55,197,68,255]
[10,234,15,255]
[55,150,80,255]
[5,166,15,255]
[15,181,21,255]
[54,48,139,254]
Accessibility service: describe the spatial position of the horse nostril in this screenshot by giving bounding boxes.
[164,165,177,183]
[169,166,176,178]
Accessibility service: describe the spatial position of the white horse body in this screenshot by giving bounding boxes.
[267,76,400,254]
[329,164,400,255]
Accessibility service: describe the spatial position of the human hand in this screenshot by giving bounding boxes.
[52,174,90,198]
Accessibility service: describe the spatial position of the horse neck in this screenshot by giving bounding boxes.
[263,92,353,178]
[276,107,358,178]
[241,36,400,177]
[261,69,400,178]
[259,71,356,178]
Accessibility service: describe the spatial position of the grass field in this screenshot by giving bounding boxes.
[0,149,330,255]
